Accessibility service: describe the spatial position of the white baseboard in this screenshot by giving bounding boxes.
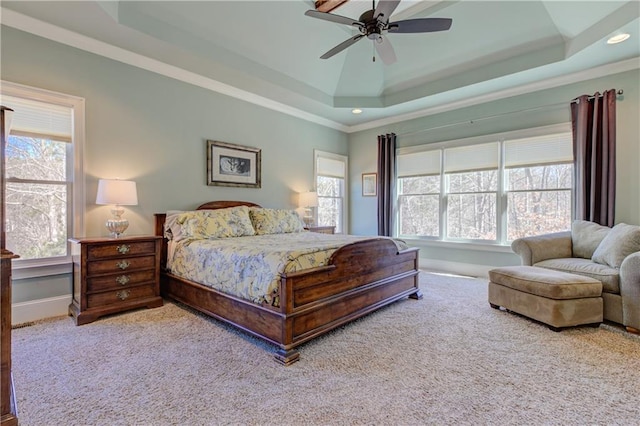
[12,294,71,326]
[420,258,492,279]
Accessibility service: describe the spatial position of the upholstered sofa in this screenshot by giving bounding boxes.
[511,220,640,333]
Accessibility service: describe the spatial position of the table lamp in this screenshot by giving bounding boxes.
[96,179,138,237]
[298,191,318,227]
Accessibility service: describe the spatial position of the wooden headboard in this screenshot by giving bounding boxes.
[197,200,261,210]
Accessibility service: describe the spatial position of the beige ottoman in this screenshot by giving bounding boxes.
[488,266,603,331]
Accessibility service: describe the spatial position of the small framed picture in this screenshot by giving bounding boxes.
[207,140,261,188]
[362,173,377,197]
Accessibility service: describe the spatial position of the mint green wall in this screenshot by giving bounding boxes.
[348,69,640,271]
[2,24,639,300]
[1,26,348,302]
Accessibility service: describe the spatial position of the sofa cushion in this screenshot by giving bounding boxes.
[534,258,620,294]
[592,223,640,268]
[571,220,610,259]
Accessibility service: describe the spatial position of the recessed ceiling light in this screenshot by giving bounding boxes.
[352,108,363,114]
[607,33,630,44]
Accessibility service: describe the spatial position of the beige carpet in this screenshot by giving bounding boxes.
[11,271,640,425]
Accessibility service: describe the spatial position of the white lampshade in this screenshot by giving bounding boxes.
[96,179,138,206]
[299,191,318,208]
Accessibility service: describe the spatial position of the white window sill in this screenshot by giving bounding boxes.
[400,238,514,253]
[11,258,72,280]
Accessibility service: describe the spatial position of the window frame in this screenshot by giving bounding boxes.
[314,150,348,234]
[2,80,85,278]
[396,123,573,246]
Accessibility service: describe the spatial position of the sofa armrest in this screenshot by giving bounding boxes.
[511,231,572,265]
[620,251,640,330]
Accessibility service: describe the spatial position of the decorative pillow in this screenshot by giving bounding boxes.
[571,220,610,259]
[177,206,255,240]
[249,208,305,235]
[164,210,187,241]
[592,223,640,268]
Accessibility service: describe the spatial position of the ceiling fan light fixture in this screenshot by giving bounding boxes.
[305,0,452,63]
[352,108,363,114]
[607,33,630,44]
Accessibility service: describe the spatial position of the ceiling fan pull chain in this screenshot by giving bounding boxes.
[373,41,376,62]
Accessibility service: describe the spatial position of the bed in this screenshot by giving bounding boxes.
[154,201,421,365]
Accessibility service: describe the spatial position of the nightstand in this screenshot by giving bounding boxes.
[305,226,335,234]
[68,235,163,325]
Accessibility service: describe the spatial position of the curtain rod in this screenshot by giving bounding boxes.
[570,89,624,104]
[399,89,624,138]
[399,102,566,138]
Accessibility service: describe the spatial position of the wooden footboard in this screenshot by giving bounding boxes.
[155,203,420,365]
[276,238,420,363]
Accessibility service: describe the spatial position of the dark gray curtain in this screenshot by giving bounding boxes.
[377,133,396,236]
[571,89,616,227]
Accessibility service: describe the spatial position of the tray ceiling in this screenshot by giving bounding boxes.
[1,1,638,131]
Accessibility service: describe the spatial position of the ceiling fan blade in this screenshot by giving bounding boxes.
[320,34,365,59]
[305,10,363,28]
[374,0,401,23]
[388,18,453,33]
[375,36,397,65]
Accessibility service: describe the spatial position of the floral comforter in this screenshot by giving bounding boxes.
[168,232,408,306]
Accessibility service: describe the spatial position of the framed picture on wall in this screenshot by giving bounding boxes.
[362,173,377,197]
[207,140,261,188]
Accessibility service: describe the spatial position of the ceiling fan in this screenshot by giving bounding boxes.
[305,0,452,65]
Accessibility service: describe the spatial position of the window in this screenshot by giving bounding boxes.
[315,150,348,233]
[504,133,573,240]
[445,142,499,241]
[2,82,84,267]
[397,124,572,244]
[397,150,441,238]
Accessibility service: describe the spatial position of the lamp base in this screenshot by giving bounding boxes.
[106,219,129,238]
[106,206,129,238]
[303,208,314,227]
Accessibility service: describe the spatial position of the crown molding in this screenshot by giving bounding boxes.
[346,57,639,133]
[0,8,349,132]
[2,7,637,135]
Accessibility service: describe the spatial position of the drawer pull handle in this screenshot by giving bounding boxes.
[116,244,130,254]
[116,260,130,270]
[116,290,130,300]
[115,275,130,286]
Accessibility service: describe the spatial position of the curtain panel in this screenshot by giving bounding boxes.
[377,133,396,236]
[571,89,617,227]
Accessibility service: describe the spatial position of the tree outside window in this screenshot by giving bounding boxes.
[5,136,70,259]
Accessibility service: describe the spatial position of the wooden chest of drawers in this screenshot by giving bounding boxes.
[69,235,163,325]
